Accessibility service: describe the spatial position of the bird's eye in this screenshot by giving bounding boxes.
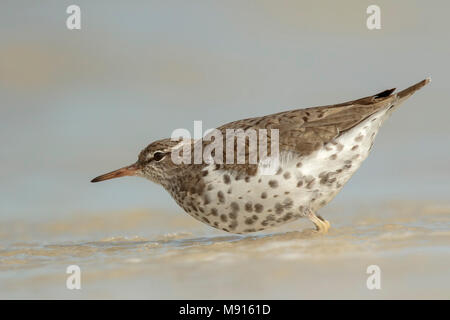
[153,152,166,162]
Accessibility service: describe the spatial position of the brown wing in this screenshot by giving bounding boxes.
[220,89,395,153]
[203,79,429,176]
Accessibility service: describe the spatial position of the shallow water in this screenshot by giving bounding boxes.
[1,201,449,299]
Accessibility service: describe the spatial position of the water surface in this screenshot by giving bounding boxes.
[1,201,448,299]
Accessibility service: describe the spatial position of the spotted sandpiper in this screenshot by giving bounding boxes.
[92,78,430,234]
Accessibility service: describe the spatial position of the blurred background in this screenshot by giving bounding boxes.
[0,0,449,299]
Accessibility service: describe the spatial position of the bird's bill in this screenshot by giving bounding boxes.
[91,164,140,183]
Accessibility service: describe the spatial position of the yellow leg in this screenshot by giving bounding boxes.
[307,211,331,233]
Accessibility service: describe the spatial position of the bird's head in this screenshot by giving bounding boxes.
[91,138,186,186]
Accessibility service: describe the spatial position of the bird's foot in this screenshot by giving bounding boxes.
[307,211,331,234]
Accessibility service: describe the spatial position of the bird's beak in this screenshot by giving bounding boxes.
[91,163,140,183]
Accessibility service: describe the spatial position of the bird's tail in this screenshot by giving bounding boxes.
[379,77,431,117]
[396,77,431,102]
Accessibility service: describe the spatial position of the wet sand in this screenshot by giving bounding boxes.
[0,201,449,299]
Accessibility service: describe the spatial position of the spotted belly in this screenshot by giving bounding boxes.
[174,109,388,234]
